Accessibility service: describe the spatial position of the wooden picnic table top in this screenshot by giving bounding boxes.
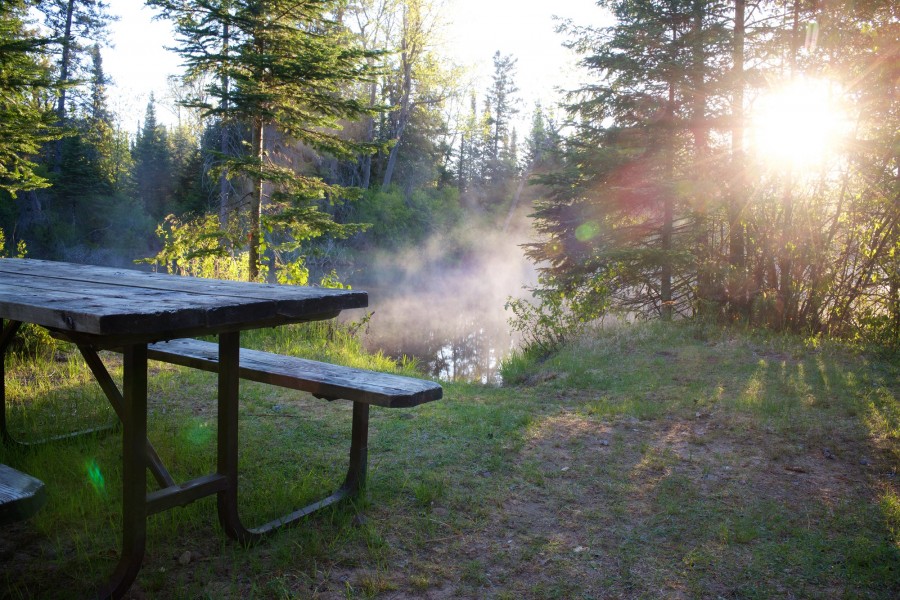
[0,258,368,344]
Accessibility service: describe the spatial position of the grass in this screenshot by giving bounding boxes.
[1,320,898,598]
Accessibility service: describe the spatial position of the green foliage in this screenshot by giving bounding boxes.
[352,185,461,249]
[0,227,26,259]
[0,234,56,356]
[0,1,63,196]
[142,213,253,280]
[131,96,173,219]
[521,0,900,345]
[505,275,605,356]
[36,0,114,120]
[144,211,365,287]
[149,0,382,280]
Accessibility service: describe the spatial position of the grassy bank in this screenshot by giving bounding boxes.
[1,322,898,598]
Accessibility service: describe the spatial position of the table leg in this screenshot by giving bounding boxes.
[78,345,175,489]
[0,319,21,445]
[340,401,369,495]
[215,330,257,543]
[98,343,148,600]
[215,332,370,542]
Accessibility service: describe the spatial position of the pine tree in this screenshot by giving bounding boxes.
[149,0,380,280]
[456,92,481,191]
[0,1,62,197]
[483,51,519,182]
[37,0,114,122]
[131,96,173,219]
[528,0,730,319]
[83,43,118,187]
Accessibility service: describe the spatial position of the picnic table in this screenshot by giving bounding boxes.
[0,258,441,598]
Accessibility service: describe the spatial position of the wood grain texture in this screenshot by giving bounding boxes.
[0,463,47,524]
[145,338,443,408]
[0,258,367,338]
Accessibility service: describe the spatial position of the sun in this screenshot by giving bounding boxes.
[749,78,846,169]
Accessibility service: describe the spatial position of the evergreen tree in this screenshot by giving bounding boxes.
[528,0,730,319]
[83,43,117,187]
[483,51,519,182]
[149,0,381,280]
[456,91,481,191]
[131,95,173,219]
[0,1,62,197]
[524,102,560,173]
[517,0,899,342]
[37,0,114,122]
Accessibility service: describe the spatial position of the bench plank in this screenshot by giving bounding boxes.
[0,464,47,524]
[146,339,442,409]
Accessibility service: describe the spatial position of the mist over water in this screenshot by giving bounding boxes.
[346,222,537,384]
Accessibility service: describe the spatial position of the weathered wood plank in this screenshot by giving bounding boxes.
[0,463,47,524]
[0,285,243,337]
[0,259,367,319]
[0,278,276,334]
[145,338,443,408]
[0,258,368,338]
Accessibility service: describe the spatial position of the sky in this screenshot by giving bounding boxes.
[103,0,611,131]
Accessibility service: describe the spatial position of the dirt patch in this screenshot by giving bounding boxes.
[439,411,895,599]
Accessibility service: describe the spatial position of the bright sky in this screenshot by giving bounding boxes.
[103,0,610,131]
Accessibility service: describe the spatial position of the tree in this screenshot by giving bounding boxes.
[347,0,455,193]
[516,0,900,347]
[483,51,519,182]
[0,1,62,197]
[131,95,173,220]
[149,0,381,280]
[456,91,481,191]
[37,0,114,122]
[528,0,728,320]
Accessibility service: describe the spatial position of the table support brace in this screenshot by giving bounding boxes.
[77,345,175,489]
[215,331,369,544]
[1,320,116,448]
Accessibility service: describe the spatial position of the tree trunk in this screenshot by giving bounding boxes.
[54,0,76,172]
[691,0,713,314]
[248,117,264,281]
[360,79,378,189]
[382,7,413,191]
[660,77,676,321]
[727,0,748,320]
[219,21,230,228]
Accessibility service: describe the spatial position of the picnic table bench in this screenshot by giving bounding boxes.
[121,338,442,534]
[0,258,442,599]
[0,463,47,525]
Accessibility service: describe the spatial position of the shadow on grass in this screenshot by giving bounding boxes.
[1,323,898,599]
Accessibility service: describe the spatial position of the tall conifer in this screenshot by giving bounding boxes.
[0,1,62,197]
[149,0,380,280]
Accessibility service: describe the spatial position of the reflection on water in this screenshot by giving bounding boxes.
[361,315,514,384]
[346,284,518,385]
[342,225,535,385]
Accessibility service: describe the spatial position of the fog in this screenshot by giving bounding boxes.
[346,215,537,384]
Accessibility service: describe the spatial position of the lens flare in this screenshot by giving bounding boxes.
[575,221,600,242]
[184,421,213,446]
[749,78,846,169]
[86,459,106,495]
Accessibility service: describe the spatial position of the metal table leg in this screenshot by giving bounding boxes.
[98,343,148,600]
[215,331,369,543]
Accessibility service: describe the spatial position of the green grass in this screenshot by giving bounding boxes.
[1,320,898,598]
